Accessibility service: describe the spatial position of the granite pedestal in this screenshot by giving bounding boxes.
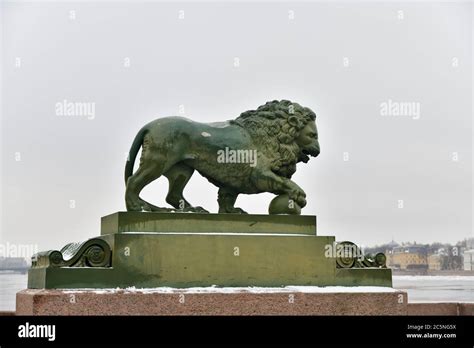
[17,287,407,315]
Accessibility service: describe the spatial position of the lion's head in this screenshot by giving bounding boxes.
[232,100,319,178]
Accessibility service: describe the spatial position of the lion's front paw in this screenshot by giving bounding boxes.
[296,194,307,208]
[289,189,307,208]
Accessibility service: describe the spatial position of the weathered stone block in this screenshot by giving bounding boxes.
[101,212,317,235]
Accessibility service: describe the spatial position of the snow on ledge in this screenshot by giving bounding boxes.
[61,285,400,295]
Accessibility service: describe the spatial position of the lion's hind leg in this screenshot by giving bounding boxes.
[164,163,209,213]
[125,150,172,212]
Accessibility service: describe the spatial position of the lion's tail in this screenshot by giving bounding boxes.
[124,127,147,185]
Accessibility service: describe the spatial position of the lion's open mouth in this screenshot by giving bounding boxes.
[299,148,318,163]
[302,147,320,158]
[299,153,310,163]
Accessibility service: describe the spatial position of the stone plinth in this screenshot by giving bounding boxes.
[16,288,407,316]
[28,232,392,288]
[27,212,392,289]
[101,212,317,235]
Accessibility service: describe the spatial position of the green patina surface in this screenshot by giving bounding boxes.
[124,100,320,215]
[30,234,335,288]
[28,213,392,289]
[101,212,317,235]
[27,102,393,290]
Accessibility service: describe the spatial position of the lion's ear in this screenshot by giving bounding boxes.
[288,115,299,127]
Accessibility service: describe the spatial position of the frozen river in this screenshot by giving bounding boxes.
[392,275,474,303]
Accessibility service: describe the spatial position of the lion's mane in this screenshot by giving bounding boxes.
[231,100,316,178]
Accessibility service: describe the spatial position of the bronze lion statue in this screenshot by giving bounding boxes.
[125,100,319,214]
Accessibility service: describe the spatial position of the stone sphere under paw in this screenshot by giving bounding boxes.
[268,194,302,215]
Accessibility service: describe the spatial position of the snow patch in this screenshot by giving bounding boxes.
[61,285,399,294]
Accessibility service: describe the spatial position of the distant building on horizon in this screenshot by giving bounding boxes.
[382,238,470,272]
[386,245,428,270]
[386,239,400,249]
[463,249,474,271]
[0,256,28,271]
[428,253,442,270]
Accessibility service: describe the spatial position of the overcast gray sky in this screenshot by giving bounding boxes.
[0,1,472,253]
